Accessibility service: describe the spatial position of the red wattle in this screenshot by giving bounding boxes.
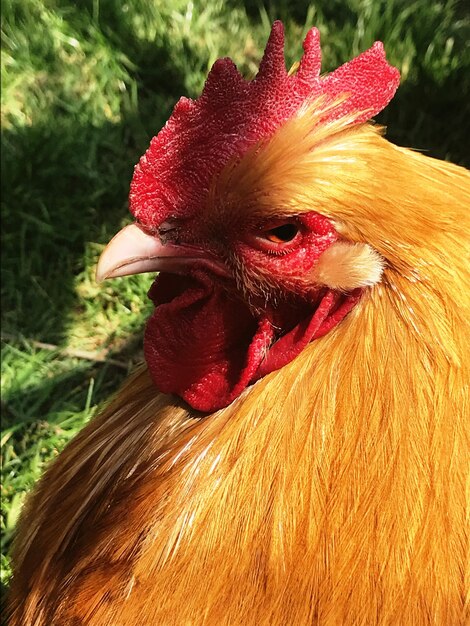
[144,272,361,412]
[144,272,275,412]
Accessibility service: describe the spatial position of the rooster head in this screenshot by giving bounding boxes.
[97,22,400,411]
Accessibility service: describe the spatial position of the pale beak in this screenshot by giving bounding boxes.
[96,223,228,283]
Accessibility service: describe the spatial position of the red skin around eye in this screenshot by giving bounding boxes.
[236,212,338,287]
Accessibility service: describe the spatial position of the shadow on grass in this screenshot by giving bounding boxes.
[1,109,154,344]
[378,67,470,166]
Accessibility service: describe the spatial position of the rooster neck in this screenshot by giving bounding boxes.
[10,274,469,624]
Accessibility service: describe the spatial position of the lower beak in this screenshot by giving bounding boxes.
[96,223,227,283]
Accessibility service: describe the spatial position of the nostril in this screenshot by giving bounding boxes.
[158,220,178,235]
[157,220,180,245]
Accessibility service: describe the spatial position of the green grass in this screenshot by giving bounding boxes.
[1,0,469,597]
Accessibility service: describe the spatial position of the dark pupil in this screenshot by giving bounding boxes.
[269,223,298,242]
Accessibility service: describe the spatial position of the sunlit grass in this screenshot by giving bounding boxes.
[1,0,469,598]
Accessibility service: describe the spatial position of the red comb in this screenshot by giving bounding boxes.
[130,21,400,228]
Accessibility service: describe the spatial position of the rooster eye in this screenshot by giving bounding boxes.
[264,223,299,244]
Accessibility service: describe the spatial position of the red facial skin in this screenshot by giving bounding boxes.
[141,212,338,298]
[234,213,338,296]
[142,211,360,412]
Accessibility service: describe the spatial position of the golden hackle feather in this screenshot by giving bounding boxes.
[9,109,470,625]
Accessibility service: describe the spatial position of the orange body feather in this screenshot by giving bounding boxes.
[9,123,470,625]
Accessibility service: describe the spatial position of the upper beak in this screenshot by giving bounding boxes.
[96,223,228,283]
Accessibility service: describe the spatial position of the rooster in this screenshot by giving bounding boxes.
[9,22,470,626]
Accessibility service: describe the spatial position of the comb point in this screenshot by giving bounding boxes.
[256,21,287,82]
[297,26,322,83]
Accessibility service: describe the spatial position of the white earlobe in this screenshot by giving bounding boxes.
[312,241,385,291]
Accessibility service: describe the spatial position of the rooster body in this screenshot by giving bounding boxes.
[9,24,470,626]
